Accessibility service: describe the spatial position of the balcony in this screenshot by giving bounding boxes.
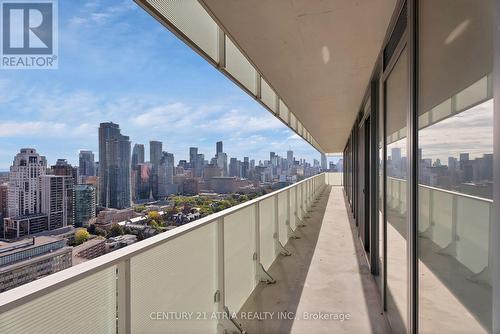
[1,173,381,334]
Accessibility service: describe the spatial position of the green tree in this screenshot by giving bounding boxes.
[134,205,146,213]
[75,229,90,245]
[95,227,107,237]
[148,211,161,221]
[109,224,124,237]
[150,220,162,231]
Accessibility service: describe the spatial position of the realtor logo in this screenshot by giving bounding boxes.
[1,0,58,69]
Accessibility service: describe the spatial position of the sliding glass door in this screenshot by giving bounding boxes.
[417,0,493,332]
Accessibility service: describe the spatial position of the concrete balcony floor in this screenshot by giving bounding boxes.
[236,186,390,334]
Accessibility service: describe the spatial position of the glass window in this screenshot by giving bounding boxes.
[418,1,493,332]
[385,46,408,333]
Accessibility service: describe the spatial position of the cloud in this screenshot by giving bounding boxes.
[68,0,137,27]
[0,122,68,137]
[130,103,193,127]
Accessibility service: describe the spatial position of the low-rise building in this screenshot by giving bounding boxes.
[72,237,106,265]
[0,236,72,292]
[93,208,139,229]
[106,234,137,251]
[3,213,49,239]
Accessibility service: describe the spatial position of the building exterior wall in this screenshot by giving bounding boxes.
[7,149,47,218]
[74,185,96,227]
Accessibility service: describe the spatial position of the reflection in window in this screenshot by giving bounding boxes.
[418,0,493,332]
[419,99,493,199]
[385,46,408,333]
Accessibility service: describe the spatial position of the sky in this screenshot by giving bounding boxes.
[387,99,493,165]
[0,0,321,171]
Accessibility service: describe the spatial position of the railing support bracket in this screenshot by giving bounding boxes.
[257,263,276,284]
[295,213,306,227]
[288,226,300,239]
[217,306,246,334]
[277,240,291,256]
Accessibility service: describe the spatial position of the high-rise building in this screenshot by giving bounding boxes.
[216,141,223,155]
[134,163,152,201]
[78,150,95,180]
[216,153,228,176]
[149,141,163,199]
[189,147,198,166]
[158,152,175,197]
[203,164,221,182]
[321,153,327,171]
[7,148,47,218]
[74,184,96,227]
[51,159,78,185]
[0,183,7,219]
[98,122,131,209]
[132,144,145,168]
[288,150,294,167]
[196,153,205,177]
[242,157,249,179]
[41,175,74,230]
[149,141,162,167]
[229,158,239,177]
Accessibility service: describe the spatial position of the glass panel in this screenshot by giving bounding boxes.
[289,187,297,230]
[455,76,489,112]
[277,192,288,246]
[225,36,257,94]
[146,0,218,61]
[290,113,297,131]
[261,78,276,112]
[385,46,408,333]
[224,206,256,313]
[259,197,275,270]
[378,75,384,286]
[279,100,290,123]
[0,267,116,334]
[418,1,493,332]
[130,224,217,333]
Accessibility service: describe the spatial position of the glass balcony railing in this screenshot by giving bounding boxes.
[386,176,493,282]
[0,174,326,334]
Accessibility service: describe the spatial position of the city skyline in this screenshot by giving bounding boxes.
[0,134,326,173]
[0,0,321,171]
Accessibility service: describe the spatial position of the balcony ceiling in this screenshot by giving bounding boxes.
[200,0,397,153]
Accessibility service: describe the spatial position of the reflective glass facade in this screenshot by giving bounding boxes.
[343,0,497,332]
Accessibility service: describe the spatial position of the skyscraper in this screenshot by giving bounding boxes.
[0,183,8,219]
[51,159,78,185]
[98,122,131,209]
[242,157,249,178]
[149,141,162,167]
[189,147,198,166]
[131,144,144,201]
[216,141,223,155]
[196,153,205,177]
[229,158,238,177]
[7,149,47,217]
[286,150,294,171]
[216,153,228,176]
[78,150,95,180]
[150,141,163,199]
[41,175,74,230]
[134,163,152,201]
[321,153,327,171]
[74,184,96,227]
[132,144,145,168]
[158,152,175,197]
